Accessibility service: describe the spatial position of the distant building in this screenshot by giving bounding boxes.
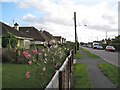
[54,36,66,44]
[54,36,62,44]
[40,30,56,45]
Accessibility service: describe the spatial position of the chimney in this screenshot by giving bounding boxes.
[14,23,19,31]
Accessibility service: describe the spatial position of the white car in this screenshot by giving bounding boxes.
[96,45,103,50]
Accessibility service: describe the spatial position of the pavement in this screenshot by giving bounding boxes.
[75,50,117,88]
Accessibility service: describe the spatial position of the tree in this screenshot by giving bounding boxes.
[2,32,18,49]
[106,38,112,45]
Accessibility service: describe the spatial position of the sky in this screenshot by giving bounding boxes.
[0,0,119,43]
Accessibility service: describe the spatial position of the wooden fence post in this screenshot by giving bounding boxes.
[68,57,70,89]
[59,71,63,90]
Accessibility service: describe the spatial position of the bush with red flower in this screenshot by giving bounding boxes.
[2,42,74,88]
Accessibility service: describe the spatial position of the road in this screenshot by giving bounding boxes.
[82,47,119,67]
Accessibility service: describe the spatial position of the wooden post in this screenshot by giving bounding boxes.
[59,71,63,90]
[68,58,70,89]
[74,12,77,54]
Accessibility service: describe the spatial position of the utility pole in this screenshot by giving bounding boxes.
[74,12,77,54]
[106,30,107,40]
[97,36,98,41]
[13,19,15,25]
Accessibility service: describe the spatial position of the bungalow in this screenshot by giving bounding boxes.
[40,30,56,45]
[62,38,66,44]
[54,36,66,44]
[19,27,45,45]
[54,36,62,44]
[1,22,33,49]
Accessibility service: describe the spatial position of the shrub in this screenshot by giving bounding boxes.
[101,44,107,49]
[2,48,16,63]
[110,43,120,52]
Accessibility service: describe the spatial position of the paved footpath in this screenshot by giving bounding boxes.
[76,50,116,88]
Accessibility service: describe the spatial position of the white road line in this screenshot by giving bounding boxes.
[102,58,119,67]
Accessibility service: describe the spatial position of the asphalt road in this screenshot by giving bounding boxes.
[82,47,119,67]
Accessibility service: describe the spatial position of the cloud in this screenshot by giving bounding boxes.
[87,24,117,32]
[16,1,29,8]
[1,0,20,2]
[22,13,37,22]
[16,0,118,42]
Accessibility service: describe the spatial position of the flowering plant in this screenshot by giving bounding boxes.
[5,42,73,87]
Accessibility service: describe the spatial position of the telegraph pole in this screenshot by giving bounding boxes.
[106,30,107,40]
[74,12,77,54]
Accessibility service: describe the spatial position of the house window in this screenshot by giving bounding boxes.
[24,40,30,49]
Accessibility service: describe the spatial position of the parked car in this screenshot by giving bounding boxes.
[93,43,99,49]
[87,44,92,48]
[96,45,103,50]
[106,46,116,52]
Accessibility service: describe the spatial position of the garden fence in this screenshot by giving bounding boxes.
[45,49,74,90]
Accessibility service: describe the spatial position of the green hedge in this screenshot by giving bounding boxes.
[102,43,120,52]
[110,43,120,52]
[102,44,107,49]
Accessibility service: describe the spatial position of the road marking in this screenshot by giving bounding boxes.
[102,58,119,67]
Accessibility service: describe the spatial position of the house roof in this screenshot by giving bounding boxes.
[0,22,32,39]
[40,30,55,42]
[40,31,51,42]
[54,36,62,41]
[0,22,2,36]
[19,27,45,42]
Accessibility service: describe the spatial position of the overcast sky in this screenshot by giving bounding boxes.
[0,0,119,42]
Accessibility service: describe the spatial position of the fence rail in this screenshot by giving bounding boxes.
[45,49,74,89]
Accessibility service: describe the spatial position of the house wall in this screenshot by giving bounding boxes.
[31,41,44,45]
[24,40,30,49]
[17,39,24,48]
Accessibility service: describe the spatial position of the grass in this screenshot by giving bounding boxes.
[2,63,53,88]
[73,64,92,88]
[86,53,99,59]
[98,64,120,88]
[81,48,99,59]
[74,51,83,59]
[81,48,90,53]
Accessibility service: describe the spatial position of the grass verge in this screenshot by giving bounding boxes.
[73,64,92,88]
[86,53,99,59]
[81,48,99,59]
[74,51,83,59]
[98,64,120,88]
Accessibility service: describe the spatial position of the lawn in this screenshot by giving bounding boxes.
[2,63,54,88]
[98,64,120,88]
[73,64,92,88]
